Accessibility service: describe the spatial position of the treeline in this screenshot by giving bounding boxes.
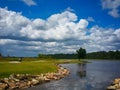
[47,54,77,59]
[0,50,120,60]
[38,53,77,59]
[86,50,120,60]
[38,50,120,60]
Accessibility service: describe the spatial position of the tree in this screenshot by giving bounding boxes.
[76,47,86,60]
[38,54,52,60]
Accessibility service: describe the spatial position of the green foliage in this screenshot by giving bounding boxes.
[86,50,120,60]
[38,54,52,60]
[39,50,120,60]
[47,54,77,59]
[76,47,86,60]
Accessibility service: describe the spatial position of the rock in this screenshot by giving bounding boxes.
[113,79,120,84]
[16,74,20,77]
[8,82,16,90]
[9,74,14,79]
[31,79,39,85]
[44,77,50,82]
[36,76,44,81]
[107,78,120,90]
[0,83,8,90]
[107,86,116,90]
[118,82,120,87]
[18,81,28,89]
[13,78,19,82]
[3,78,9,83]
[8,79,14,83]
[53,76,58,80]
[26,81,31,87]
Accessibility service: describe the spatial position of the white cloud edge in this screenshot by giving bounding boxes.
[101,0,120,18]
[21,0,37,6]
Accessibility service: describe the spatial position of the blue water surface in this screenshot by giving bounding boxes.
[24,60,120,90]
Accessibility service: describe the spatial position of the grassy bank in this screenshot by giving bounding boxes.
[0,58,84,78]
[0,61,57,78]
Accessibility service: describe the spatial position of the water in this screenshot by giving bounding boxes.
[25,60,120,90]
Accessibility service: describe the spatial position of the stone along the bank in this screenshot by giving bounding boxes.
[0,65,70,90]
[107,78,120,90]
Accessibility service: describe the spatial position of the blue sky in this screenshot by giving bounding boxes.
[0,0,120,56]
[0,0,120,28]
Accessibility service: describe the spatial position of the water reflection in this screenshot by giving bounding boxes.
[77,63,86,78]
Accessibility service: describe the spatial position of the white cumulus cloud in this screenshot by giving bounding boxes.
[0,8,89,41]
[101,0,120,18]
[0,7,30,37]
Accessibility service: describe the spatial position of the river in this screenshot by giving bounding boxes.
[24,60,120,90]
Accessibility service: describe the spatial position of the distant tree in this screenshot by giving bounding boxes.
[86,50,120,60]
[115,50,120,59]
[38,54,52,60]
[76,47,86,60]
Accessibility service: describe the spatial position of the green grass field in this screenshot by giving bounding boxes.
[0,57,84,78]
[0,61,57,78]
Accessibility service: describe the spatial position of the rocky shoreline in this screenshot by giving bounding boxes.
[107,78,120,90]
[0,65,70,90]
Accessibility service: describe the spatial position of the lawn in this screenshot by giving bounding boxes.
[0,57,85,78]
[0,61,57,78]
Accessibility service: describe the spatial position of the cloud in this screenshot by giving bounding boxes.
[0,8,87,41]
[0,7,30,38]
[21,0,37,6]
[65,7,75,12]
[108,9,119,18]
[87,17,95,22]
[101,0,120,18]
[0,7,120,56]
